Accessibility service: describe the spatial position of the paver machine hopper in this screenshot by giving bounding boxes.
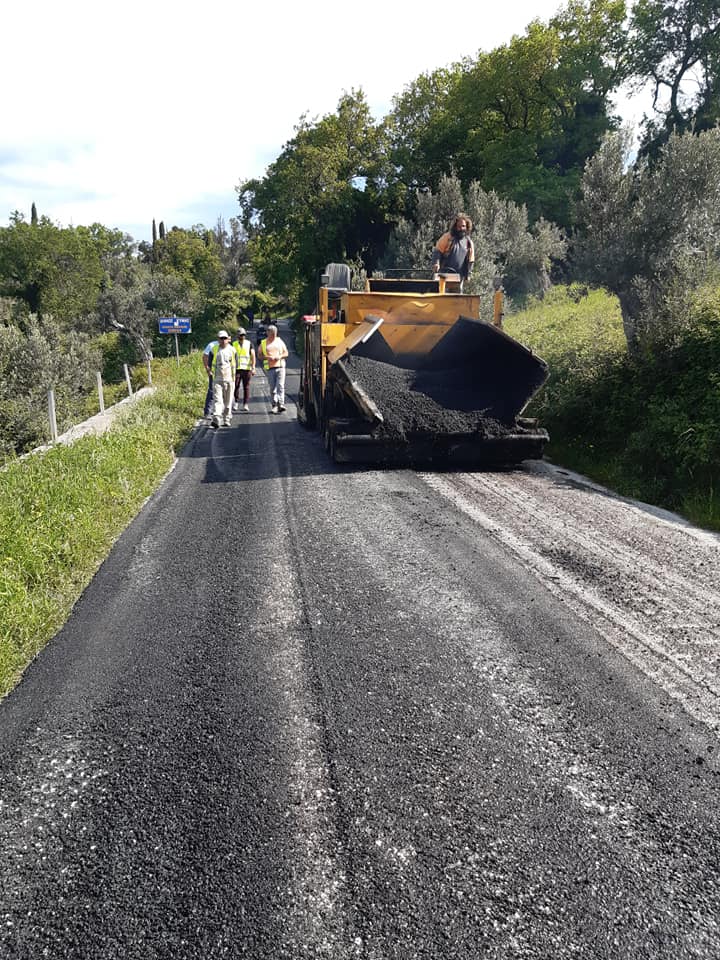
[297,264,549,466]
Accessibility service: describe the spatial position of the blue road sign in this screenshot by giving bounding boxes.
[159,317,192,334]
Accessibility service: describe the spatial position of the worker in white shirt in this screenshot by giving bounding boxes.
[209,330,237,427]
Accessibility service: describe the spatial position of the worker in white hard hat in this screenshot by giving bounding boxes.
[209,331,237,427]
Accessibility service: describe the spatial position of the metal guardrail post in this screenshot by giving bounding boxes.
[96,371,105,413]
[47,389,58,442]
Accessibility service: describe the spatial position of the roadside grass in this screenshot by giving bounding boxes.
[507,284,720,531]
[0,354,205,699]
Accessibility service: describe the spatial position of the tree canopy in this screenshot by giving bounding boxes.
[237,90,398,308]
[628,0,720,154]
[388,0,628,227]
[573,126,720,352]
[0,215,104,325]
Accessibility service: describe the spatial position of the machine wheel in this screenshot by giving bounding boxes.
[297,371,316,429]
[320,384,336,441]
[323,422,338,461]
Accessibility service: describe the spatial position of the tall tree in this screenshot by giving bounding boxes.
[238,90,397,308]
[387,0,628,227]
[387,66,464,192]
[0,216,104,325]
[574,126,720,352]
[629,0,720,154]
[154,226,224,301]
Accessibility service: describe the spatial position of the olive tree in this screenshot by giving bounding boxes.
[0,319,101,457]
[574,126,720,352]
[380,174,567,307]
[628,0,720,155]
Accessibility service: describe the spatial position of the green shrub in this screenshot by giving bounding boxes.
[0,319,102,457]
[94,330,139,381]
[507,283,720,529]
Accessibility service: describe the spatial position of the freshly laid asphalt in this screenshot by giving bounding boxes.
[1,327,720,959]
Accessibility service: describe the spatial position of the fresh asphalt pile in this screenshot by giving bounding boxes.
[344,355,510,442]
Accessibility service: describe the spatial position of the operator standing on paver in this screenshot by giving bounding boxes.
[232,328,256,413]
[258,324,289,414]
[431,214,475,291]
[210,331,237,428]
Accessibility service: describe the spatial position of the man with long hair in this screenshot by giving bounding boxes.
[431,214,475,291]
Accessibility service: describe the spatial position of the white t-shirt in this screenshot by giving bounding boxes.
[214,344,236,383]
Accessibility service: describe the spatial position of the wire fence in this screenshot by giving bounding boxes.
[45,358,152,444]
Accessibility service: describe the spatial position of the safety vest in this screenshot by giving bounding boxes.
[207,344,220,371]
[260,337,285,370]
[210,344,236,379]
[233,339,253,371]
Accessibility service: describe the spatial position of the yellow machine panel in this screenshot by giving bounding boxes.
[341,291,480,328]
[373,323,450,357]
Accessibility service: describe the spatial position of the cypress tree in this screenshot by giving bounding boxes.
[31,202,38,225]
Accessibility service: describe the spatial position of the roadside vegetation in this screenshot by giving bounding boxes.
[0,355,203,699]
[508,283,720,530]
[0,216,282,462]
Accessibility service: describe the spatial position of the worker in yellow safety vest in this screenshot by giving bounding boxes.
[232,328,256,413]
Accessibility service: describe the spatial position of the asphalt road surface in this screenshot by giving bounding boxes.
[2,326,720,959]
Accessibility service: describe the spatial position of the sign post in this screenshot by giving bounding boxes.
[158,317,192,366]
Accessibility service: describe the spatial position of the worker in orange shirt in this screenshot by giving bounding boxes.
[431,214,475,291]
[257,324,289,414]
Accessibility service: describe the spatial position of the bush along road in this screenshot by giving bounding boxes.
[1,330,720,959]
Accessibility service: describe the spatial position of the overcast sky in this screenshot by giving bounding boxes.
[1,0,647,244]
